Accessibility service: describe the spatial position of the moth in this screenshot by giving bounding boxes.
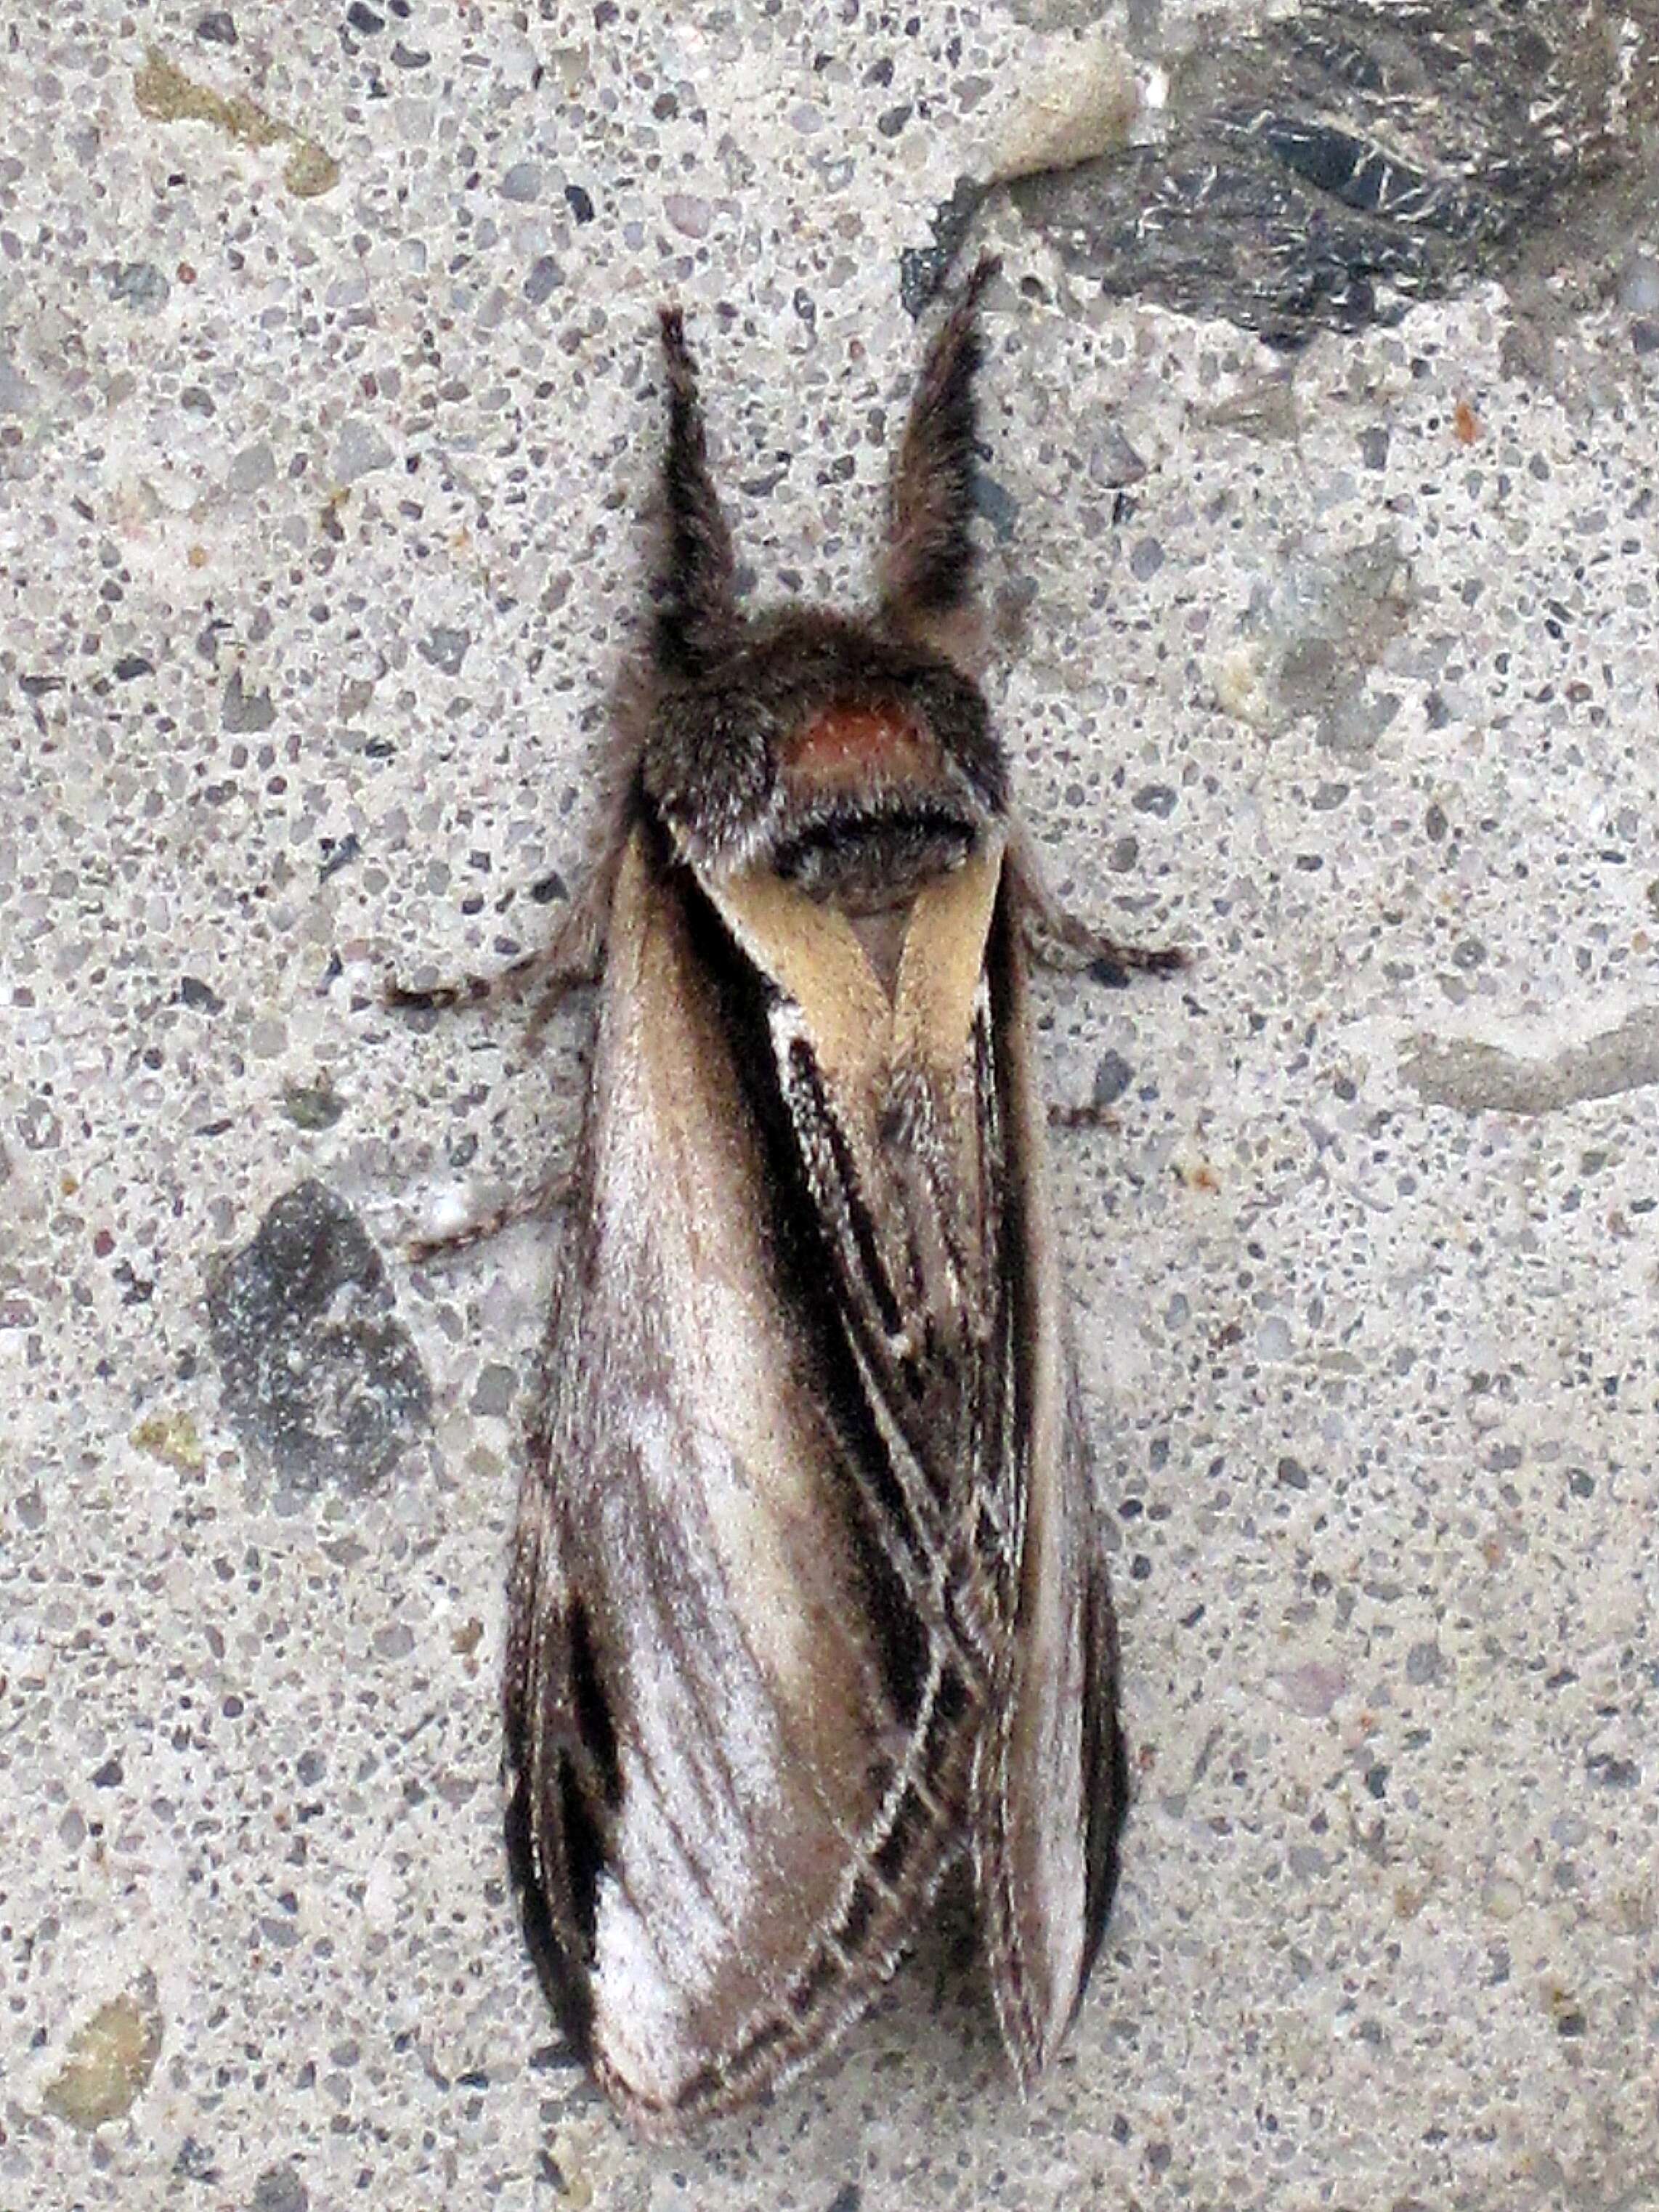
[420,261,1180,2134]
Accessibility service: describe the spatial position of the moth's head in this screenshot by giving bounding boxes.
[638,263,1011,904]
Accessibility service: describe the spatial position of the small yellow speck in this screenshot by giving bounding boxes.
[131,1411,206,1473]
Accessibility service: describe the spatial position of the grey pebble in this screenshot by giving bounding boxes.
[251,2165,309,2212]
[665,193,713,239]
[1586,1755,1640,1788]
[108,262,169,312]
[1094,421,1146,487]
[280,1082,345,1130]
[228,440,276,494]
[972,472,1018,541]
[222,670,276,732]
[1092,1050,1134,1109]
[174,2141,219,2182]
[1358,425,1390,469]
[0,355,36,414]
[418,625,471,676]
[1618,252,1659,315]
[471,1363,519,1418]
[194,9,237,43]
[499,161,542,202]
[1406,1640,1448,1685]
[317,831,360,882]
[334,417,394,482]
[1132,783,1177,817]
[524,255,562,305]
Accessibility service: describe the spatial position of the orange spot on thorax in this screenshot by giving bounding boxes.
[784,701,933,791]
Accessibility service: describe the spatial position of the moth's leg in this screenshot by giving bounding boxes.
[387,947,595,1019]
[386,840,615,1019]
[1047,1101,1123,1133]
[1022,902,1185,984]
[406,1169,572,1264]
[1007,824,1186,985]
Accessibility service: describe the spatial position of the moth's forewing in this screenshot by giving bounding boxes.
[968,895,1126,2079]
[504,825,980,2134]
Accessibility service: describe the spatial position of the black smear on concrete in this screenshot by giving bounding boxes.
[206,1180,431,1491]
[924,3,1652,344]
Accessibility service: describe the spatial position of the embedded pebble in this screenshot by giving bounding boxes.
[499,161,541,202]
[524,254,562,304]
[994,29,1140,182]
[418,624,471,676]
[43,1977,163,2130]
[251,2167,310,2212]
[222,668,276,731]
[334,417,394,481]
[108,261,170,312]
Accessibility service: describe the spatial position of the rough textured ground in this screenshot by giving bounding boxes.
[4,3,1658,2208]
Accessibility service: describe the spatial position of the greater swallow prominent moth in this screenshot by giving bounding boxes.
[482,261,1179,2134]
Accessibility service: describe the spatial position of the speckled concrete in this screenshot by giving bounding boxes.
[4,4,1659,2208]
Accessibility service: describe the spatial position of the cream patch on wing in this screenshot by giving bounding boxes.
[893,833,1004,1083]
[707,827,1006,1106]
[971,928,1095,2065]
[707,864,892,1096]
[604,830,881,1727]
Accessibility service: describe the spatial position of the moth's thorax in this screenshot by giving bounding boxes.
[772,696,982,913]
[641,609,1010,885]
[782,701,935,793]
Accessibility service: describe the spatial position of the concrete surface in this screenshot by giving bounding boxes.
[3,3,1658,2208]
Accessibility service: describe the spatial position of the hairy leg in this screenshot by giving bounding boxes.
[1007,824,1187,985]
[386,833,617,1023]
